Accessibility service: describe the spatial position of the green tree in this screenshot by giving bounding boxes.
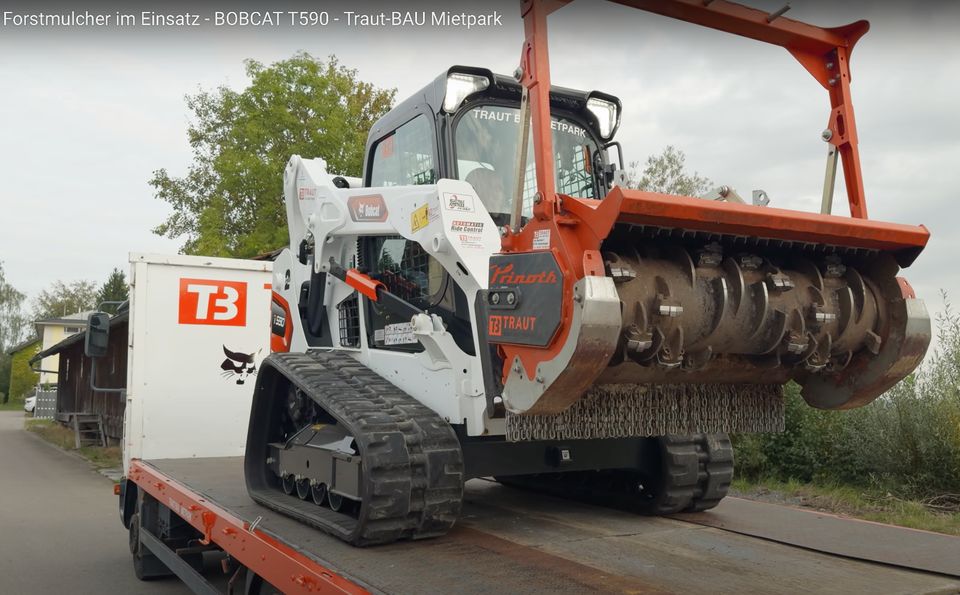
[151,53,396,257]
[96,268,129,314]
[626,145,712,197]
[0,261,28,351]
[32,280,97,320]
[7,341,40,402]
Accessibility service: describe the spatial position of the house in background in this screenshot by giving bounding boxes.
[33,311,92,386]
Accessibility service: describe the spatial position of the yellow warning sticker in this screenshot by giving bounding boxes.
[411,203,430,232]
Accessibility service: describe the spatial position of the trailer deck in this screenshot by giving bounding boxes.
[137,457,959,595]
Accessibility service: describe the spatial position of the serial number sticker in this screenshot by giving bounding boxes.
[532,229,551,250]
[383,322,418,345]
[411,204,430,233]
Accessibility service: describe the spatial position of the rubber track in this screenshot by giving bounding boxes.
[253,351,464,546]
[497,434,734,515]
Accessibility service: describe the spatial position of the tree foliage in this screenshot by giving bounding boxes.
[7,341,39,402]
[97,268,129,314]
[0,356,8,403]
[33,280,97,320]
[625,145,712,197]
[151,53,396,257]
[0,261,28,352]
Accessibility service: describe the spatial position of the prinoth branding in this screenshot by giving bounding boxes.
[486,252,563,347]
[490,263,558,285]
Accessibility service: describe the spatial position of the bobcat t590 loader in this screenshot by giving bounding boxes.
[245,0,931,545]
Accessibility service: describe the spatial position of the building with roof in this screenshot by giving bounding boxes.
[33,311,93,385]
[29,310,128,442]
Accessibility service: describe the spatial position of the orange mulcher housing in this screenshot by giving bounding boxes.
[492,0,930,415]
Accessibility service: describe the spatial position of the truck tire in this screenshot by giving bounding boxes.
[128,512,140,555]
[129,513,150,581]
[129,510,173,580]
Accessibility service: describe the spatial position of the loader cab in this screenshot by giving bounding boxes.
[358,67,622,354]
[362,66,623,223]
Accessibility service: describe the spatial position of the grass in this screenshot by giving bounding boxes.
[731,477,960,537]
[25,419,121,470]
[0,398,28,411]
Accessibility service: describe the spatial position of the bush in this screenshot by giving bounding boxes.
[735,297,960,499]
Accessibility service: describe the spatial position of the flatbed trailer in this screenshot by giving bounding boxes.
[125,457,960,595]
[111,258,959,593]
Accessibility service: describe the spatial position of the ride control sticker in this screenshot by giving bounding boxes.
[451,220,483,233]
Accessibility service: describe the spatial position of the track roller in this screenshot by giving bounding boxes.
[497,433,733,514]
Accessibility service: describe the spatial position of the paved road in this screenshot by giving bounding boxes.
[0,411,188,594]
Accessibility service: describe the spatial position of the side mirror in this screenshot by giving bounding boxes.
[85,312,110,358]
[602,141,625,187]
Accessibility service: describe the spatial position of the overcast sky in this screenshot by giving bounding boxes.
[1,0,958,336]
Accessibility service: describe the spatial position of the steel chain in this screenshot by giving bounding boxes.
[506,383,784,441]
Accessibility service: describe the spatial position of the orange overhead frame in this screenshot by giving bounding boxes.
[516,0,871,219]
[501,0,927,387]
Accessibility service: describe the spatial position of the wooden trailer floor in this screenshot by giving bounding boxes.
[147,458,960,595]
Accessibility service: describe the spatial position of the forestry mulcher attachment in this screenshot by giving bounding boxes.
[245,0,931,545]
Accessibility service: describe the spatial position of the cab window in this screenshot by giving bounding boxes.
[455,105,599,225]
[370,115,437,187]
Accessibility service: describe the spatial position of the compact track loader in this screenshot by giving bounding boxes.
[245,0,931,545]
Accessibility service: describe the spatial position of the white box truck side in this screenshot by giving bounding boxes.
[122,253,272,471]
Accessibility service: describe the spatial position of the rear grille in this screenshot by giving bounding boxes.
[338,296,360,348]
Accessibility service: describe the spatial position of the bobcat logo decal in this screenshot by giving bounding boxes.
[220,345,261,385]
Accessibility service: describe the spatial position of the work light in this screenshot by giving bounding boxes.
[444,72,490,112]
[586,96,620,140]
